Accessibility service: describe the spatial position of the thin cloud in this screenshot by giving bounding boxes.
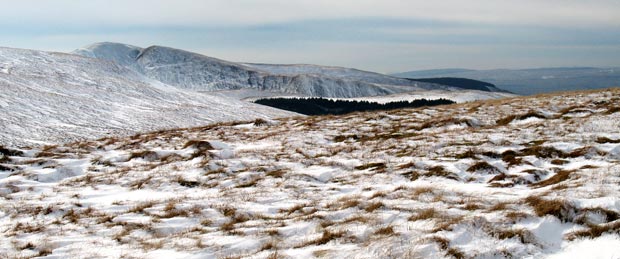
[0,0,619,27]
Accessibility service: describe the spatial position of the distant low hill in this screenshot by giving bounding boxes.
[409,77,500,92]
[393,67,620,95]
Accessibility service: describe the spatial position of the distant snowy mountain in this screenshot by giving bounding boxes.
[393,67,620,95]
[73,42,505,98]
[0,47,295,147]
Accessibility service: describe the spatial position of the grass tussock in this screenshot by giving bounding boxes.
[530,170,574,188]
[595,137,620,144]
[501,150,522,167]
[128,151,159,161]
[429,236,465,259]
[354,162,386,171]
[364,202,384,212]
[426,166,460,180]
[0,146,24,157]
[333,134,360,143]
[519,145,564,158]
[494,228,536,244]
[566,221,620,240]
[266,169,287,178]
[299,230,345,247]
[467,161,500,174]
[374,225,395,236]
[524,196,575,222]
[496,110,548,126]
[182,140,214,151]
[409,208,438,221]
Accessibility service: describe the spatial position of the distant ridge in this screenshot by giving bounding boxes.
[392,67,620,95]
[73,42,507,97]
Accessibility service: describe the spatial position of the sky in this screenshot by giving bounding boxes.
[1,0,620,73]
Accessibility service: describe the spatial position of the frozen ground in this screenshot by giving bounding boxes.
[1,88,619,258]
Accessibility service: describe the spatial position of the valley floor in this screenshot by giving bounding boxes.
[1,88,620,258]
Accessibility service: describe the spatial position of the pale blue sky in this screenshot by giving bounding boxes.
[2,0,619,73]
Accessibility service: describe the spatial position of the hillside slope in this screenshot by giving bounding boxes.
[74,43,501,98]
[1,88,619,258]
[0,47,296,147]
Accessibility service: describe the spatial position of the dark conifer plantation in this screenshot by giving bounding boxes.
[254,97,455,115]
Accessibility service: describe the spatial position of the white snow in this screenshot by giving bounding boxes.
[546,234,620,259]
[0,47,296,147]
[72,42,507,98]
[1,88,619,258]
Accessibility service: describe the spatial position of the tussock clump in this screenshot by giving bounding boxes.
[355,162,386,171]
[364,202,384,212]
[505,211,531,222]
[253,118,270,126]
[161,201,190,218]
[416,117,476,131]
[501,150,522,167]
[524,196,576,222]
[519,145,565,158]
[566,146,600,158]
[409,208,438,221]
[429,236,465,259]
[374,225,395,236]
[182,140,214,151]
[300,230,345,247]
[455,150,477,159]
[333,134,359,143]
[467,161,500,174]
[574,207,620,225]
[494,228,536,244]
[550,159,569,165]
[566,221,620,240]
[0,164,16,172]
[496,111,549,126]
[530,170,574,188]
[266,169,287,178]
[595,137,620,144]
[0,146,23,157]
[127,201,157,214]
[128,151,159,161]
[426,166,460,180]
[176,178,200,188]
[328,196,361,210]
[605,106,620,114]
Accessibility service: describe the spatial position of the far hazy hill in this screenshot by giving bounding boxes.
[392,67,620,95]
[408,77,501,92]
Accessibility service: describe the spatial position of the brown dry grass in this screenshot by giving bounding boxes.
[524,196,575,222]
[530,170,574,188]
[566,221,620,240]
[467,161,500,174]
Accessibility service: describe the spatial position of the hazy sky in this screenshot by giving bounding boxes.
[2,0,620,73]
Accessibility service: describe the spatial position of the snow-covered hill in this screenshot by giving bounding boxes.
[0,47,296,147]
[74,43,503,98]
[1,88,619,258]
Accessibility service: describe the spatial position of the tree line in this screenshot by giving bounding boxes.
[254,97,455,115]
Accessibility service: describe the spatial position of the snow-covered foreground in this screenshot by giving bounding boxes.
[1,88,620,258]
